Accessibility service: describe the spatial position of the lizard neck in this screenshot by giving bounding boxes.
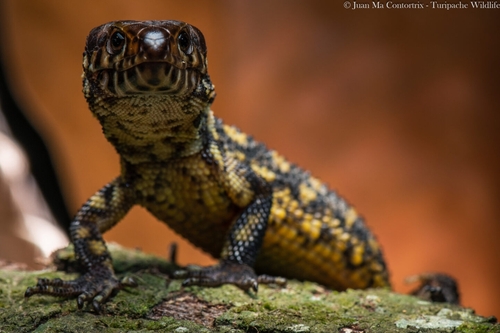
[90,94,214,165]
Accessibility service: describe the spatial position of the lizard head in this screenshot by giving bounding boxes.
[83,20,214,101]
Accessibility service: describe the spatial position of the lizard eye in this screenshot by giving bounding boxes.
[178,31,193,55]
[107,31,126,54]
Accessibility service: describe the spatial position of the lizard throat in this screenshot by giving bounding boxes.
[91,94,210,164]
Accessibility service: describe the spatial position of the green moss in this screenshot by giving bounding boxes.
[1,245,498,332]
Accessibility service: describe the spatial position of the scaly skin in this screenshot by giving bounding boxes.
[25,20,390,311]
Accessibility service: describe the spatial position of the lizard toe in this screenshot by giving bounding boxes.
[174,260,285,292]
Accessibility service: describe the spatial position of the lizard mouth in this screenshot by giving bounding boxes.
[98,61,199,96]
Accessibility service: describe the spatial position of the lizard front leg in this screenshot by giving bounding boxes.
[25,178,136,311]
[175,155,286,291]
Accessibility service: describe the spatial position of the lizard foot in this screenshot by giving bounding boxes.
[173,260,286,292]
[407,272,460,304]
[25,267,137,312]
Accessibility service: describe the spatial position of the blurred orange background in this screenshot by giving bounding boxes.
[1,0,499,317]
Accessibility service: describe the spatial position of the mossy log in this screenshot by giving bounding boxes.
[0,243,497,332]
